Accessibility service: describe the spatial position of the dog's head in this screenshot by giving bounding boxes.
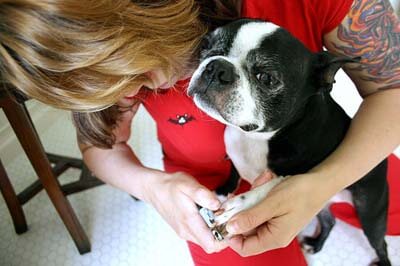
[188,19,357,134]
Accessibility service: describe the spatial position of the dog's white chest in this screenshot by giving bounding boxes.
[224,126,271,183]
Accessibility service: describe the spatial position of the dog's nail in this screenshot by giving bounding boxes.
[214,209,225,216]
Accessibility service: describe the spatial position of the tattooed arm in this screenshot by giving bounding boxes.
[314,0,400,187]
[325,0,400,95]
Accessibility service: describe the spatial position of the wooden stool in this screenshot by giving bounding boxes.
[0,89,104,254]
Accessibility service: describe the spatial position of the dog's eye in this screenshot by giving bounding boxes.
[256,73,280,86]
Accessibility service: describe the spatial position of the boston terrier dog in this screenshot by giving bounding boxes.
[188,19,390,266]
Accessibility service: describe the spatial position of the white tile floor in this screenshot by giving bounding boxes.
[0,70,399,266]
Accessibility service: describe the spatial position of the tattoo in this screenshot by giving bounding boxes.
[333,0,400,90]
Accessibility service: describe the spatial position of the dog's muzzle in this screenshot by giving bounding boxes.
[188,59,239,96]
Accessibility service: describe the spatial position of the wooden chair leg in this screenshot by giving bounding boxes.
[0,97,91,254]
[0,160,28,234]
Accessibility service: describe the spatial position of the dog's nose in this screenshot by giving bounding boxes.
[204,60,237,86]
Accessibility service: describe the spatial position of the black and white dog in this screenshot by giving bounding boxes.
[188,19,390,266]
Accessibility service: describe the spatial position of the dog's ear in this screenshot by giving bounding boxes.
[315,51,360,92]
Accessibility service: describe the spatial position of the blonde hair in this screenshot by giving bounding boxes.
[0,0,239,147]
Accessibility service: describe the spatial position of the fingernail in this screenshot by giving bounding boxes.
[211,200,220,210]
[226,221,237,234]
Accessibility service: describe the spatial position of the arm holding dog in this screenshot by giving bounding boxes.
[78,101,227,253]
[226,0,400,256]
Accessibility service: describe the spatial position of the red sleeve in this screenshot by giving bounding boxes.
[309,0,354,35]
[242,0,354,52]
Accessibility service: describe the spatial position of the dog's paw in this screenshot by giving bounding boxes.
[214,177,283,226]
[214,194,248,225]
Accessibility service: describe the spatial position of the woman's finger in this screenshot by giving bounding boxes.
[179,178,221,210]
[228,223,283,256]
[225,197,276,235]
[187,212,227,253]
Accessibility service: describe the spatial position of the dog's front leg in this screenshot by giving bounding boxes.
[200,176,284,240]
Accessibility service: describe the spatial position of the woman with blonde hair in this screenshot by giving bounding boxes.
[1,0,399,265]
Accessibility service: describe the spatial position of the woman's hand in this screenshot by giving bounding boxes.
[226,172,334,257]
[146,171,229,253]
